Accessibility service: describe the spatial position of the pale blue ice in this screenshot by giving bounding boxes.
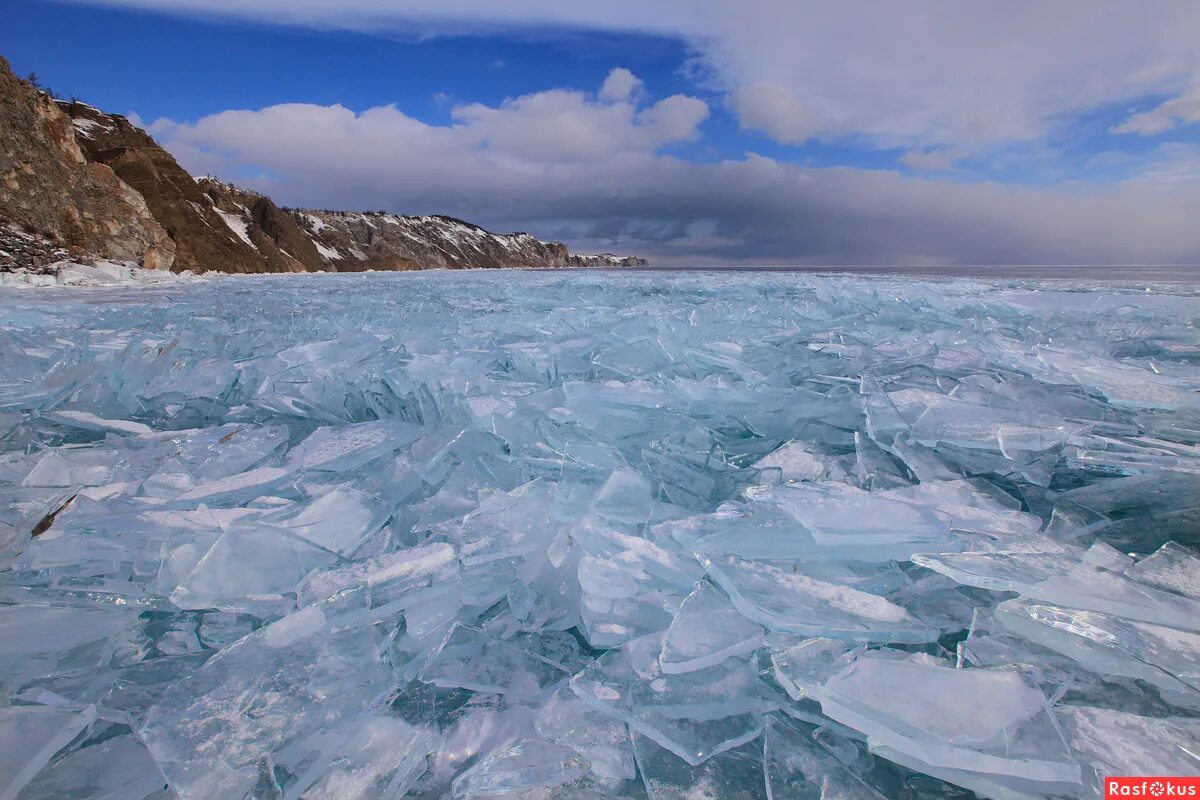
[1,270,1199,799]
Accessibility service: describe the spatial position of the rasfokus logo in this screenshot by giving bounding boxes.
[1107,778,1200,798]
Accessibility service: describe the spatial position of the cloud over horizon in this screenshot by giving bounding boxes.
[66,0,1200,264]
[141,70,1200,266]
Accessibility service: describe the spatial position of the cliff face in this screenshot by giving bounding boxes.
[64,101,301,274]
[1,57,647,273]
[0,56,174,270]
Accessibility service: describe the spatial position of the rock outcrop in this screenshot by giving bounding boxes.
[0,55,174,270]
[64,102,300,274]
[1,56,646,273]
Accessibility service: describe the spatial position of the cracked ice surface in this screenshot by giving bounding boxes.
[1,270,1199,799]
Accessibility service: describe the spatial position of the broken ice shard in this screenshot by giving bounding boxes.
[763,714,886,800]
[140,600,393,799]
[913,550,1200,632]
[816,654,1081,792]
[659,578,764,674]
[535,689,636,782]
[570,631,762,765]
[418,624,570,700]
[700,553,938,643]
[287,419,421,472]
[0,704,97,800]
[995,597,1200,708]
[633,733,768,800]
[450,738,589,798]
[1057,706,1200,795]
[688,482,959,563]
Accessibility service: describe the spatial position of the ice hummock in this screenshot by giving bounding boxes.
[1,269,1199,799]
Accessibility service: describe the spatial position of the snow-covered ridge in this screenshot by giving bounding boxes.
[193,178,649,271]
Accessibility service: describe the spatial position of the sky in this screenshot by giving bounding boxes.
[3,1,1200,266]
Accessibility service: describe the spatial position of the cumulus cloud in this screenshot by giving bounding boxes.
[1112,84,1200,136]
[64,0,1200,148]
[151,74,706,172]
[599,67,643,103]
[899,149,965,172]
[732,83,814,145]
[449,82,707,162]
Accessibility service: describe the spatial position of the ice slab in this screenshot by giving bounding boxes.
[753,440,843,483]
[700,553,938,643]
[1057,706,1200,795]
[140,601,393,798]
[0,704,97,800]
[816,654,1081,789]
[1126,540,1200,598]
[913,551,1200,632]
[14,732,168,800]
[880,479,1056,553]
[294,714,436,800]
[570,632,762,765]
[170,523,337,616]
[296,539,458,608]
[1039,349,1200,411]
[286,419,421,472]
[633,733,767,800]
[269,486,391,556]
[767,483,953,554]
[685,483,960,564]
[535,689,636,782]
[763,715,886,800]
[45,409,154,436]
[450,738,589,798]
[908,393,1078,452]
[173,465,294,505]
[995,597,1200,707]
[770,637,862,701]
[659,578,764,674]
[452,480,562,566]
[0,605,138,693]
[418,624,570,700]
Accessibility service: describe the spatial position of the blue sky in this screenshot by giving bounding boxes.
[3,1,1199,265]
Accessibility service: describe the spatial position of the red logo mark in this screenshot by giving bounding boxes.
[1107,778,1200,799]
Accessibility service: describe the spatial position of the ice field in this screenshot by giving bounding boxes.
[1,270,1199,799]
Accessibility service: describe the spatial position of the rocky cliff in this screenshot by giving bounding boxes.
[0,57,646,273]
[0,56,174,270]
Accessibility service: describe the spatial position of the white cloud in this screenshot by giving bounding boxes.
[448,83,706,162]
[151,75,706,174]
[899,149,965,172]
[1112,84,1200,136]
[732,83,814,145]
[64,0,1200,149]
[599,67,642,103]
[635,94,709,143]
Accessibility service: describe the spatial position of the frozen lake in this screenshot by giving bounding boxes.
[2,270,1199,799]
